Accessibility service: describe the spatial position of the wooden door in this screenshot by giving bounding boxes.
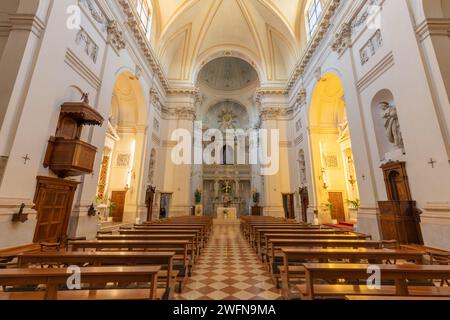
[300,187,309,223]
[111,191,127,223]
[328,192,346,223]
[33,176,78,243]
[282,194,295,220]
[159,193,171,219]
[145,186,155,222]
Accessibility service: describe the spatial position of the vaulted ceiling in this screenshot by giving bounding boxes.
[149,0,308,87]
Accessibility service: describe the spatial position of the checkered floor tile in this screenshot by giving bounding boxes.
[176,222,281,300]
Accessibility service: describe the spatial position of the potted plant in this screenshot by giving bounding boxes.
[322,201,337,224]
[252,191,260,205]
[107,199,117,222]
[194,189,202,204]
[347,198,360,221]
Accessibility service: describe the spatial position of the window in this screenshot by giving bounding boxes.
[306,0,323,37]
[132,0,152,38]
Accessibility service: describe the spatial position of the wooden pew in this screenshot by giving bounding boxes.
[70,240,192,276]
[280,248,426,299]
[16,251,179,299]
[0,266,160,300]
[249,225,329,247]
[268,239,382,266]
[144,220,212,236]
[98,234,200,259]
[299,263,450,300]
[254,228,352,256]
[124,228,205,249]
[259,232,369,260]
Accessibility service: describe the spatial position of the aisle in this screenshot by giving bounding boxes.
[177,222,281,300]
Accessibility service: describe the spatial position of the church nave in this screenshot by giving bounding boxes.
[177,223,281,301]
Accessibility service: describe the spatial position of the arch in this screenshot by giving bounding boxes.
[96,71,148,224]
[308,73,360,224]
[193,47,264,85]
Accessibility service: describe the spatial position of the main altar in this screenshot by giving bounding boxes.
[217,207,237,220]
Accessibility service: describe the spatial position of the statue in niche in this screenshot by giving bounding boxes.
[381,102,404,149]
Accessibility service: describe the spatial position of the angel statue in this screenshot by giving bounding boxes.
[381,102,404,149]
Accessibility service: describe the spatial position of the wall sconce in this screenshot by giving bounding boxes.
[87,203,97,217]
[12,203,28,223]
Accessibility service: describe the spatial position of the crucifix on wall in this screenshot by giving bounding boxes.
[428,158,437,169]
[22,154,31,164]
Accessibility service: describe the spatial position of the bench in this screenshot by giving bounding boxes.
[16,251,180,298]
[98,234,200,259]
[69,240,192,279]
[280,248,426,299]
[0,266,160,300]
[299,263,450,300]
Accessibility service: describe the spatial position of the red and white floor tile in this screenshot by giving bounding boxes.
[176,222,282,300]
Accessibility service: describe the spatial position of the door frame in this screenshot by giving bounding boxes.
[282,193,295,220]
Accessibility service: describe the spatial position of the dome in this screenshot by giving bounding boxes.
[198,57,259,91]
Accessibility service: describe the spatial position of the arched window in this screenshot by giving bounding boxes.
[132,0,152,39]
[306,0,323,37]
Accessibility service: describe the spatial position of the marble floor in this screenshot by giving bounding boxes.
[176,222,282,300]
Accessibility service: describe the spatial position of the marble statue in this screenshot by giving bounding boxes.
[381,102,404,149]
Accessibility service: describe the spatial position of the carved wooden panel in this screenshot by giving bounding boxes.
[378,200,423,244]
[33,177,79,243]
[381,161,412,201]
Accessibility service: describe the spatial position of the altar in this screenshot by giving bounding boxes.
[217,207,237,220]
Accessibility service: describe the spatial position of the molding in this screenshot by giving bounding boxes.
[65,49,102,89]
[416,18,450,42]
[9,13,46,38]
[356,51,394,92]
[118,0,169,92]
[287,0,342,91]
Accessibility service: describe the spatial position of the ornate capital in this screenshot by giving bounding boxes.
[163,106,196,121]
[331,23,352,55]
[260,107,293,121]
[295,86,307,109]
[107,21,126,51]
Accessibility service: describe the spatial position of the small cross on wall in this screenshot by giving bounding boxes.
[428,158,437,169]
[22,154,31,164]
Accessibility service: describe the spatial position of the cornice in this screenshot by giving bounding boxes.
[118,0,169,92]
[416,18,450,42]
[8,13,46,38]
[287,0,342,92]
